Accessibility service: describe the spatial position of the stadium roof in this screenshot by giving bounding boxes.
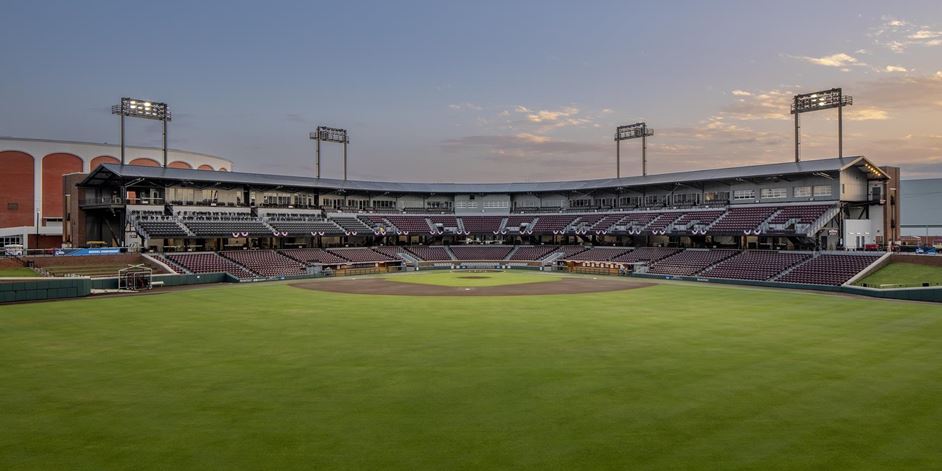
[83,156,885,193]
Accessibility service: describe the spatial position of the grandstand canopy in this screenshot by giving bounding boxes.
[81,156,886,194]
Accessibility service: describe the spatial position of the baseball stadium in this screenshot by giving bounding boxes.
[4,3,942,470]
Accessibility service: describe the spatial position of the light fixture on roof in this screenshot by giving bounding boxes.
[309,126,350,180]
[614,122,654,178]
[111,97,172,167]
[790,88,853,162]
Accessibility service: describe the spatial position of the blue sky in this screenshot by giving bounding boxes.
[2,0,941,181]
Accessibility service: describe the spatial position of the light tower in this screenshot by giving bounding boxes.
[614,122,654,177]
[790,88,853,162]
[111,97,171,166]
[309,126,350,180]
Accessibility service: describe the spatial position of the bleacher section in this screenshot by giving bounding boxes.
[586,214,621,233]
[137,216,189,239]
[405,246,453,261]
[670,211,725,233]
[166,252,257,279]
[221,250,306,277]
[709,206,777,234]
[460,216,504,233]
[612,247,682,264]
[777,254,881,286]
[281,248,348,265]
[127,204,840,241]
[327,247,397,263]
[556,245,590,258]
[371,246,408,260]
[509,245,559,261]
[648,249,740,276]
[564,246,632,261]
[183,218,272,237]
[702,251,812,281]
[569,214,608,233]
[645,213,679,233]
[267,218,344,236]
[620,212,662,233]
[131,244,884,289]
[450,245,513,260]
[384,215,432,233]
[530,215,578,234]
[330,216,372,234]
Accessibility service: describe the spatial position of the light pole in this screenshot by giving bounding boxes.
[614,122,654,177]
[790,88,853,162]
[111,98,172,166]
[309,126,350,180]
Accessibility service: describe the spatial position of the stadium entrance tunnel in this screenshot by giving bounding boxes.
[290,276,654,296]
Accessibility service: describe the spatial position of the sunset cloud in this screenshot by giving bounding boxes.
[871,17,942,52]
[790,53,862,68]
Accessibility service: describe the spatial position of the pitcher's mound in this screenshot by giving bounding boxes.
[292,276,654,296]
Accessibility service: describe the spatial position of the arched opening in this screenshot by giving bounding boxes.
[129,158,161,167]
[0,151,35,227]
[42,153,83,218]
[168,161,193,169]
[90,155,120,170]
[197,164,214,171]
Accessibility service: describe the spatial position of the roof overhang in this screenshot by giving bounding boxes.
[81,156,864,194]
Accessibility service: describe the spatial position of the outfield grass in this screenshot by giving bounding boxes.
[0,267,39,277]
[2,273,942,469]
[857,261,942,287]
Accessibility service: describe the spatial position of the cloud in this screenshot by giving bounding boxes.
[790,52,862,68]
[519,106,580,123]
[718,88,795,121]
[846,107,889,121]
[441,133,605,157]
[909,30,942,40]
[448,102,483,111]
[507,104,599,132]
[884,65,908,73]
[871,17,942,52]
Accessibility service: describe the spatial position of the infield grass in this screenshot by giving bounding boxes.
[2,272,941,470]
[391,269,561,287]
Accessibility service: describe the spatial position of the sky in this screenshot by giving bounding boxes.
[1,0,941,182]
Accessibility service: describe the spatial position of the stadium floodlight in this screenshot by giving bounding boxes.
[309,126,350,180]
[111,97,172,166]
[790,88,852,162]
[614,122,654,178]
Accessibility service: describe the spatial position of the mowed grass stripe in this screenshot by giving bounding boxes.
[1,278,941,470]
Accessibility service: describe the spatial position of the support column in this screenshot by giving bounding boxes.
[794,111,800,163]
[120,113,126,165]
[162,119,168,167]
[616,140,620,178]
[838,103,843,158]
[642,132,647,176]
